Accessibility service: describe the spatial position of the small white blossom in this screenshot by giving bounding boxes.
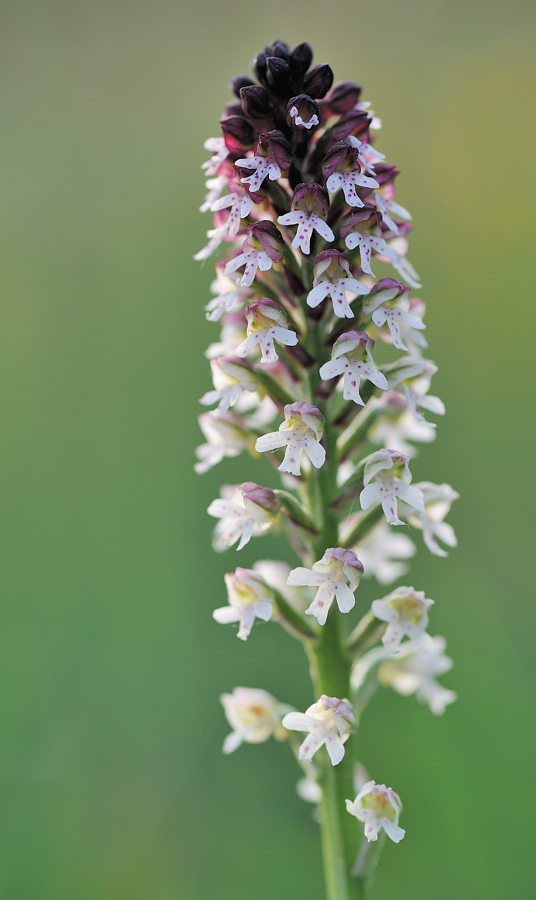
[374,181,412,233]
[224,246,272,286]
[235,299,298,364]
[199,357,258,417]
[210,185,252,237]
[347,135,386,175]
[200,174,227,212]
[398,298,428,356]
[287,548,364,626]
[352,521,416,586]
[362,280,425,351]
[378,635,457,714]
[296,775,322,804]
[253,560,310,613]
[208,483,278,552]
[360,448,424,526]
[205,265,244,322]
[255,402,325,477]
[235,154,282,192]
[225,221,284,287]
[220,687,290,754]
[346,781,405,843]
[384,357,445,426]
[319,331,388,405]
[288,105,319,129]
[278,209,335,255]
[307,250,369,319]
[369,393,436,457]
[343,218,397,277]
[326,168,379,207]
[213,568,274,640]
[372,586,434,654]
[205,312,246,359]
[201,136,229,176]
[193,223,229,261]
[402,481,459,557]
[194,412,249,473]
[380,236,421,288]
[282,695,354,766]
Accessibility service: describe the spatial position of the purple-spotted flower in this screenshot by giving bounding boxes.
[384,356,445,425]
[277,183,335,255]
[347,135,386,176]
[220,687,290,754]
[306,250,369,318]
[322,142,379,207]
[213,568,274,640]
[282,695,354,766]
[362,279,425,350]
[319,331,388,405]
[360,448,424,526]
[236,130,292,192]
[374,179,412,233]
[371,586,434,654]
[346,782,405,843]
[235,299,298,364]
[286,94,320,130]
[208,483,278,551]
[287,548,364,626]
[199,357,258,417]
[402,482,459,557]
[378,635,457,714]
[340,205,396,276]
[225,221,284,287]
[194,412,249,473]
[209,181,252,237]
[255,402,326,477]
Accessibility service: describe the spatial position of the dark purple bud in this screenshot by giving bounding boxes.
[229,75,255,98]
[371,163,400,187]
[286,94,320,130]
[291,182,330,218]
[223,99,248,119]
[240,85,272,119]
[240,482,279,512]
[220,116,255,153]
[321,141,360,179]
[257,130,293,171]
[330,109,371,142]
[252,50,268,82]
[290,41,314,76]
[265,57,293,96]
[266,40,291,61]
[248,221,285,262]
[325,81,362,113]
[340,205,381,240]
[303,63,334,99]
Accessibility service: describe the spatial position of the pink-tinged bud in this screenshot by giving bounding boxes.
[286,94,320,130]
[247,221,284,262]
[284,401,325,430]
[265,56,293,96]
[289,41,314,76]
[303,63,334,99]
[220,116,256,154]
[313,249,352,282]
[322,141,360,179]
[330,109,371,142]
[239,482,278,512]
[319,694,356,723]
[291,182,330,218]
[323,548,364,574]
[369,278,410,300]
[240,85,272,119]
[340,205,382,240]
[257,130,293,171]
[229,74,255,98]
[245,298,288,328]
[332,330,375,352]
[325,81,362,113]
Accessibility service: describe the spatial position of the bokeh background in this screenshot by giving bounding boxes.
[0,1,535,897]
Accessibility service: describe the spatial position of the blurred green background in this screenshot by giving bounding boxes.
[0,1,534,897]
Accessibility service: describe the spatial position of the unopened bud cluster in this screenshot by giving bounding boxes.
[194,38,458,891]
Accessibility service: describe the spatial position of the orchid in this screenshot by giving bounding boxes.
[287,548,364,626]
[378,635,457,714]
[277,183,335,255]
[220,687,290,753]
[346,782,405,843]
[282,696,354,766]
[235,299,298,364]
[199,357,258,417]
[213,567,274,640]
[319,331,388,405]
[371,585,434,653]
[362,278,425,351]
[360,448,425,526]
[208,483,278,552]
[255,402,325,477]
[307,250,369,318]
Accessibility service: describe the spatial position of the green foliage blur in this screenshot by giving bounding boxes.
[0,1,534,897]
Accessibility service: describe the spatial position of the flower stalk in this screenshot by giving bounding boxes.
[195,39,458,899]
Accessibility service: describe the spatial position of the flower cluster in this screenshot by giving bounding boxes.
[195,39,458,889]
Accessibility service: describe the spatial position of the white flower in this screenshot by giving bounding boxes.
[383,357,445,426]
[210,185,252,238]
[374,182,412,233]
[282,695,354,766]
[360,448,424,526]
[224,246,272,287]
[213,568,274,640]
[371,586,434,654]
[235,154,282,192]
[288,105,319,129]
[194,412,249,473]
[355,522,416,585]
[347,136,386,176]
[255,402,325,477]
[397,298,428,356]
[220,687,290,754]
[200,173,227,212]
[307,250,369,319]
[326,168,379,207]
[319,331,388,405]
[199,357,258,417]
[296,776,322,804]
[235,299,298,364]
[253,560,310,613]
[362,279,425,351]
[224,221,284,287]
[205,265,245,322]
[277,183,335,256]
[193,223,229,261]
[381,236,421,288]
[378,635,457,714]
[346,781,405,843]
[402,481,459,557]
[208,483,278,552]
[369,394,435,457]
[205,312,246,359]
[287,548,364,626]
[201,136,229,176]
[341,206,397,277]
